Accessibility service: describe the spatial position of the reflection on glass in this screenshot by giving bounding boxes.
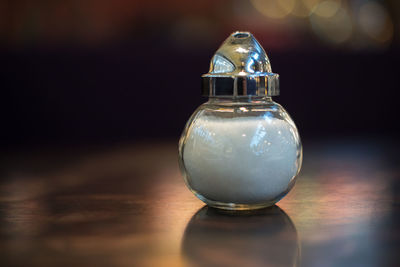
[182,205,299,267]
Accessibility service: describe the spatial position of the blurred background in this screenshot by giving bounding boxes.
[1,0,399,149]
[0,2,399,266]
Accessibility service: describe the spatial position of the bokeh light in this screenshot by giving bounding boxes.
[310,2,353,44]
[0,1,398,50]
[250,0,297,19]
[311,0,342,18]
[358,1,393,45]
[290,0,321,17]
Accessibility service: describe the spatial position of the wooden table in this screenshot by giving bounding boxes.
[0,139,398,267]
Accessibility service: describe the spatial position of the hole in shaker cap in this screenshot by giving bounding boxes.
[233,32,250,38]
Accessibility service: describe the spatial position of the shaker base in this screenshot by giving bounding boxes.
[194,193,278,211]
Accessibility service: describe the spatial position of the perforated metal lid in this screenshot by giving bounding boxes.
[202,31,279,97]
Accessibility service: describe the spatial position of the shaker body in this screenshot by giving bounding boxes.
[179,97,302,210]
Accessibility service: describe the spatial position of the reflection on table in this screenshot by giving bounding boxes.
[183,206,299,267]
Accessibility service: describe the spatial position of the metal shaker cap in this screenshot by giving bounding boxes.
[202,31,279,97]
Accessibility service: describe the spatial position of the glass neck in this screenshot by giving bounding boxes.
[208,96,272,104]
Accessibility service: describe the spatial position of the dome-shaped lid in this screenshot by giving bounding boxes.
[202,31,279,97]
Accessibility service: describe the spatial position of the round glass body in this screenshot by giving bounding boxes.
[179,97,302,210]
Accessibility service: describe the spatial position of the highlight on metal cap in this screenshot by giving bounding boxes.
[202,31,279,97]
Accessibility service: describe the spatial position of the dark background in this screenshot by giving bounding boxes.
[0,3,399,266]
[1,0,399,149]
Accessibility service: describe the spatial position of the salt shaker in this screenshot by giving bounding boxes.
[179,31,302,210]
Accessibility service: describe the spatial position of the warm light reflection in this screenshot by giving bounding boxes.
[0,144,197,267]
[148,164,203,267]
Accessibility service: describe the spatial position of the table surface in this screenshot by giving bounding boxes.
[0,139,399,267]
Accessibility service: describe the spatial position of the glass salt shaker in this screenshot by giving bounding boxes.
[179,31,302,210]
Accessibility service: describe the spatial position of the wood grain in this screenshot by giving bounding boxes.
[0,140,398,266]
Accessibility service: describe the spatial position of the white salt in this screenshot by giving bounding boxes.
[183,115,299,204]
